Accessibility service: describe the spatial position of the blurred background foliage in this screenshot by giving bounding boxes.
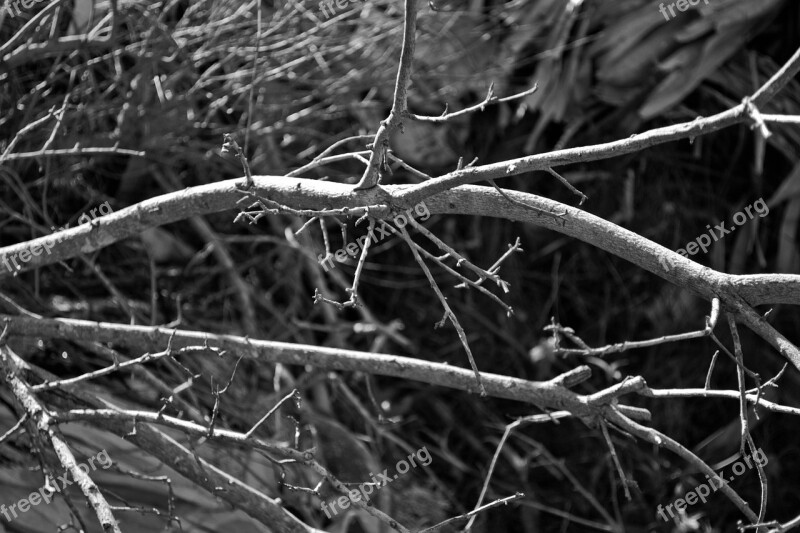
[1,0,800,531]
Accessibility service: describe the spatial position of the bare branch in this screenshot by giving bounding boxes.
[397,225,487,396]
[0,344,122,532]
[353,0,419,190]
[408,83,538,123]
[393,46,800,207]
[2,178,798,368]
[547,298,722,356]
[605,407,759,524]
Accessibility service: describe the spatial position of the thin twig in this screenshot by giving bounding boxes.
[420,493,524,533]
[727,313,753,456]
[396,226,486,396]
[546,167,588,205]
[31,345,218,392]
[549,298,723,356]
[245,389,300,438]
[600,420,631,501]
[408,83,538,123]
[404,216,511,292]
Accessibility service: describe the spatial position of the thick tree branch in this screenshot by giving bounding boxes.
[0,314,647,424]
[2,178,796,367]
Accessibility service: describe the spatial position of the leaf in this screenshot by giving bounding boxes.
[639,28,746,119]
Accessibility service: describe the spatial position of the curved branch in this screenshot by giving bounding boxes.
[1,177,797,366]
[0,314,635,422]
[604,407,759,524]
